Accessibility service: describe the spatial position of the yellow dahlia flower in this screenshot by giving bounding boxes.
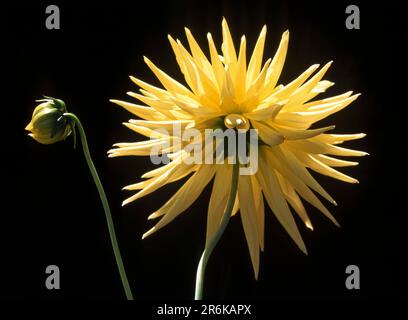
[109,19,366,278]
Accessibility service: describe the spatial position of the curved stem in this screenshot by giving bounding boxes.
[194,161,240,300]
[64,113,134,300]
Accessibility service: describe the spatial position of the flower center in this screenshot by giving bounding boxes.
[224,114,250,132]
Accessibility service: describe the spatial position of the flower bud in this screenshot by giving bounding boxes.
[25,97,72,144]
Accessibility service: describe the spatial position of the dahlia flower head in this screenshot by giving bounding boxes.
[109,19,366,278]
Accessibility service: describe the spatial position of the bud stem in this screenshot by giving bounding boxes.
[194,161,239,300]
[63,113,134,300]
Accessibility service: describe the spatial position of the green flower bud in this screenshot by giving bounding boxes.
[25,97,72,144]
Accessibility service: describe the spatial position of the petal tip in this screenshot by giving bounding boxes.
[142,227,156,239]
[305,221,314,231]
[147,212,157,220]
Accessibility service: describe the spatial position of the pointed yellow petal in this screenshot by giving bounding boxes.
[168,34,190,82]
[286,139,368,157]
[317,133,366,144]
[263,30,289,92]
[127,91,175,110]
[313,154,358,167]
[129,75,170,100]
[277,94,360,127]
[206,164,232,245]
[175,40,220,106]
[184,27,212,73]
[128,119,192,134]
[110,99,167,121]
[108,138,172,157]
[234,35,247,103]
[207,32,225,90]
[251,120,284,146]
[276,172,313,230]
[262,64,319,102]
[302,91,353,111]
[122,162,196,206]
[126,91,190,121]
[274,125,335,140]
[238,175,260,279]
[257,148,307,254]
[123,122,169,139]
[285,61,333,107]
[141,157,184,179]
[143,56,195,98]
[143,165,216,238]
[170,96,221,118]
[251,175,265,251]
[245,58,271,104]
[111,138,172,148]
[284,90,352,113]
[247,25,267,86]
[264,147,340,226]
[244,101,282,121]
[272,146,337,204]
[220,65,237,113]
[301,80,334,103]
[296,153,359,183]
[221,18,238,68]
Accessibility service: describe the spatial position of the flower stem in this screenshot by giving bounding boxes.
[63,113,134,300]
[194,161,240,300]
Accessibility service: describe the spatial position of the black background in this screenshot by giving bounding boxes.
[1,0,404,302]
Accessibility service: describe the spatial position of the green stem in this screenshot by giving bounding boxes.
[194,161,240,300]
[64,113,134,300]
